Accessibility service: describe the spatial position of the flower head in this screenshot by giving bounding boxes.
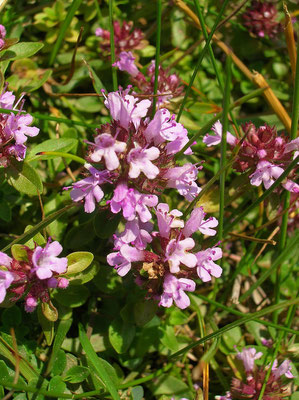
[113,51,139,77]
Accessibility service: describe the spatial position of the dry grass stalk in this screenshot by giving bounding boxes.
[283,3,297,81]
[174,0,292,133]
[252,71,292,133]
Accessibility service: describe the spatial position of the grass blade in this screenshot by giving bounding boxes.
[218,56,232,241]
[78,323,120,400]
[176,0,230,122]
[109,0,118,91]
[49,0,83,66]
[169,297,299,359]
[1,204,77,252]
[151,0,162,117]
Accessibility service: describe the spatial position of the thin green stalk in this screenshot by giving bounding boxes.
[274,37,299,323]
[193,0,240,134]
[222,155,299,236]
[258,302,296,400]
[29,151,86,164]
[109,0,118,91]
[49,0,83,66]
[93,0,103,22]
[176,0,230,122]
[176,87,265,158]
[0,107,98,129]
[151,0,162,117]
[196,293,299,336]
[238,230,299,303]
[219,56,231,241]
[169,297,299,359]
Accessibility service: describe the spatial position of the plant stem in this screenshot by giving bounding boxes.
[151,0,162,117]
[109,0,118,91]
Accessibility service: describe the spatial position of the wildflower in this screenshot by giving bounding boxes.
[0,242,69,312]
[159,273,195,309]
[203,120,237,147]
[107,244,144,277]
[88,133,127,170]
[127,142,160,179]
[32,239,68,280]
[0,88,40,167]
[203,121,299,194]
[165,238,197,273]
[0,24,6,50]
[183,207,218,237]
[242,0,281,38]
[95,20,146,56]
[217,346,296,400]
[112,51,139,77]
[65,164,110,213]
[196,247,223,282]
[164,163,201,201]
[156,203,184,239]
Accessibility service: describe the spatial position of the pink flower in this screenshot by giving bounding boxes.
[0,24,6,50]
[203,120,237,147]
[0,269,14,303]
[110,184,157,222]
[66,164,110,213]
[250,160,299,192]
[144,108,187,145]
[196,247,222,282]
[0,252,13,267]
[116,218,153,249]
[165,238,197,273]
[4,113,39,145]
[165,163,200,201]
[236,347,263,373]
[24,296,38,313]
[127,142,160,179]
[284,137,299,154]
[104,90,151,130]
[271,359,294,379]
[183,207,218,237]
[32,240,68,280]
[113,51,139,77]
[107,244,144,276]
[0,89,15,109]
[88,133,126,170]
[156,203,184,238]
[159,273,195,309]
[95,27,110,39]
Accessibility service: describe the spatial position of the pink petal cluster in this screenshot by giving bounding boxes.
[203,121,298,194]
[95,20,146,56]
[113,52,184,105]
[0,239,68,312]
[217,347,295,400]
[0,24,6,50]
[0,86,39,167]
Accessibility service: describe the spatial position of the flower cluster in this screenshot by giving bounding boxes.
[0,24,6,50]
[216,347,295,400]
[95,20,146,56]
[113,51,184,105]
[0,240,68,312]
[0,87,40,167]
[242,0,281,39]
[108,204,222,309]
[65,87,223,309]
[203,121,299,193]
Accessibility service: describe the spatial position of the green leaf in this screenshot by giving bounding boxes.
[53,284,89,308]
[46,319,72,376]
[24,69,52,92]
[23,224,47,248]
[108,317,136,354]
[11,244,28,262]
[0,42,44,62]
[0,360,10,383]
[131,386,144,400]
[51,350,67,377]
[65,251,94,274]
[1,306,22,328]
[0,200,11,222]
[37,304,55,346]
[63,365,90,383]
[93,210,121,239]
[151,375,191,398]
[160,325,179,352]
[48,376,66,396]
[78,323,121,400]
[67,261,99,285]
[5,161,43,196]
[84,60,106,94]
[134,300,158,327]
[28,138,78,161]
[41,301,58,322]
[168,309,189,326]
